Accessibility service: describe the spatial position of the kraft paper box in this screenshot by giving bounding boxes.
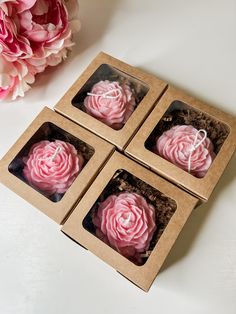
[54,52,167,150]
[126,86,236,201]
[0,107,114,224]
[61,152,198,291]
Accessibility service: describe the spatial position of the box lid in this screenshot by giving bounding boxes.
[54,52,167,150]
[0,107,114,224]
[126,86,236,201]
[62,151,199,291]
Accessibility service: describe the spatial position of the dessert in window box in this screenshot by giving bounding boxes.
[0,107,114,224]
[54,52,167,150]
[62,152,198,291]
[126,86,236,201]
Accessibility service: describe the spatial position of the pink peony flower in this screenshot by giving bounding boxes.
[0,0,80,101]
[19,0,74,58]
[0,56,35,100]
[23,140,84,195]
[0,4,32,61]
[93,192,156,261]
[84,80,136,130]
[155,125,215,178]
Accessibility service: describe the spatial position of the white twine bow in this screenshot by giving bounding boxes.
[87,88,122,99]
[187,129,207,174]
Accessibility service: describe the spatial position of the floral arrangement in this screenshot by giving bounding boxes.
[0,0,80,101]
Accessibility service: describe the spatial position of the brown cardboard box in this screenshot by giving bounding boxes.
[61,152,198,291]
[126,86,236,201]
[0,107,114,224]
[1,52,234,292]
[54,52,167,150]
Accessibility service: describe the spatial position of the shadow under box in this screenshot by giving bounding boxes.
[8,122,95,203]
[71,64,149,130]
[145,100,230,178]
[82,169,177,266]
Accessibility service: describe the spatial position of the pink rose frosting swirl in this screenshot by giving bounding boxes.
[93,192,156,260]
[84,80,136,130]
[23,140,84,195]
[155,125,215,178]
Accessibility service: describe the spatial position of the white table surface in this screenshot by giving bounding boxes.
[0,1,236,313]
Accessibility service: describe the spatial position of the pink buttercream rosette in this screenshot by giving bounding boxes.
[93,192,156,262]
[155,125,215,178]
[0,0,80,100]
[23,140,84,196]
[84,80,136,130]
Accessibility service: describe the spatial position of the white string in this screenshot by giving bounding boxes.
[50,146,62,161]
[187,129,207,173]
[87,88,122,99]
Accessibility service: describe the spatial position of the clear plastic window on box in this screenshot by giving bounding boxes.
[145,100,230,178]
[72,64,149,130]
[8,122,95,202]
[83,169,176,266]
